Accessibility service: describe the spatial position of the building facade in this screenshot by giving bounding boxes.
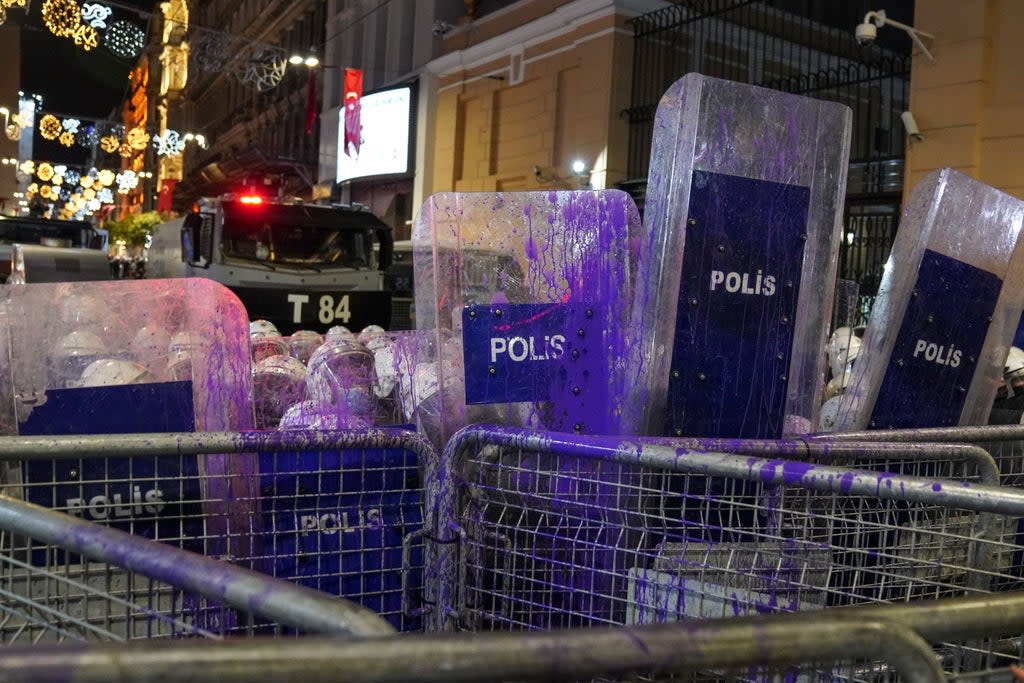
[906,0,1024,200]
[0,25,21,216]
[419,0,663,208]
[174,0,327,207]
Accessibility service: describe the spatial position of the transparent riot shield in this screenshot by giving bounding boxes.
[412,190,642,446]
[0,278,254,559]
[835,168,1024,430]
[629,73,852,438]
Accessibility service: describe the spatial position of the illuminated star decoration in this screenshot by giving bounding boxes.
[76,125,99,147]
[96,187,113,203]
[82,187,95,200]
[115,170,137,193]
[80,2,110,28]
[97,169,115,187]
[126,126,149,150]
[61,118,80,134]
[36,162,54,181]
[119,143,135,158]
[18,160,34,176]
[53,164,67,179]
[63,169,81,186]
[59,131,75,147]
[153,129,185,156]
[86,198,100,211]
[41,0,81,38]
[100,135,119,153]
[79,174,94,189]
[39,114,62,140]
[72,23,97,50]
[104,19,145,59]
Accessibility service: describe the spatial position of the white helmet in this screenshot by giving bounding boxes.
[249,319,281,337]
[325,325,355,342]
[278,399,372,430]
[357,325,386,345]
[307,339,375,393]
[1006,347,1024,381]
[77,359,154,388]
[52,329,107,387]
[58,294,127,346]
[288,330,324,366]
[166,331,194,381]
[827,328,862,380]
[305,339,377,424]
[253,354,307,429]
[131,324,172,360]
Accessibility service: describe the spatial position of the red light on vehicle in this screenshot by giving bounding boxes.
[239,195,263,205]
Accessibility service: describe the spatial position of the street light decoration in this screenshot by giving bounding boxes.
[76,126,99,147]
[153,129,185,156]
[115,170,138,193]
[42,0,81,38]
[105,19,145,59]
[80,2,110,28]
[126,126,149,150]
[39,114,62,140]
[72,23,98,51]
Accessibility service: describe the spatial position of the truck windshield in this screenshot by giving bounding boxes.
[221,218,372,268]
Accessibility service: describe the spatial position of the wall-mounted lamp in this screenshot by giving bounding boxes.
[855,9,935,62]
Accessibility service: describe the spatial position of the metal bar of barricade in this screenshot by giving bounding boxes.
[0,493,395,638]
[0,429,438,462]
[663,437,998,485]
[0,613,946,683]
[816,425,1024,443]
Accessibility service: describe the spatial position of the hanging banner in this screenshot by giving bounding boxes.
[343,67,363,158]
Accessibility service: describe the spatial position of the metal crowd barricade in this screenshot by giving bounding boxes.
[0,492,394,644]
[821,424,1024,586]
[423,424,1024,678]
[0,429,436,633]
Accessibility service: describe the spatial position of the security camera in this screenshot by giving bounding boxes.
[432,20,452,36]
[855,10,935,61]
[901,111,923,140]
[855,21,877,45]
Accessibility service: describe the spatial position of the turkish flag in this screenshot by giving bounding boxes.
[157,179,178,214]
[343,67,363,158]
